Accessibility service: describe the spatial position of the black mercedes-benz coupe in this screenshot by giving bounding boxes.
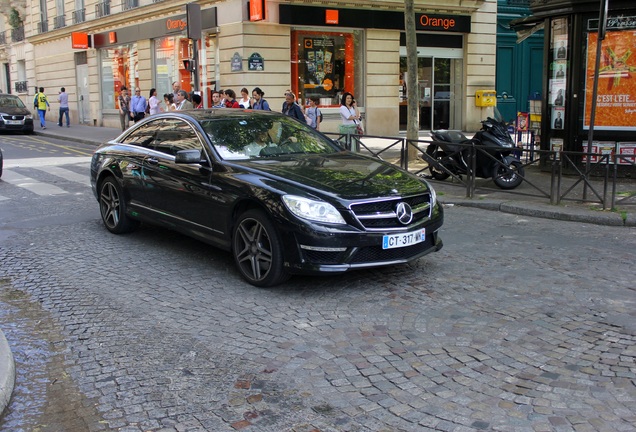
[90,110,443,286]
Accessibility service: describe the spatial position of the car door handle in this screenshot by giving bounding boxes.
[146,158,159,165]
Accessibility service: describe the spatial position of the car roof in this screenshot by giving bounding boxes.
[151,109,282,122]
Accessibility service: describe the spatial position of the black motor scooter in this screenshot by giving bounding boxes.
[425,110,524,190]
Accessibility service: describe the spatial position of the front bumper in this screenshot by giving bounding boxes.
[278,206,444,275]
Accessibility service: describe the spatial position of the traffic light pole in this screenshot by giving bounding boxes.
[192,41,199,92]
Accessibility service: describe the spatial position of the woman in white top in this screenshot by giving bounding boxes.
[339,92,360,135]
[238,87,251,109]
[148,88,162,115]
[163,93,177,111]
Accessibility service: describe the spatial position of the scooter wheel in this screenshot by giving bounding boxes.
[426,147,451,181]
[493,161,524,189]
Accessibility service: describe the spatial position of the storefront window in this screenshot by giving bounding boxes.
[100,44,137,110]
[291,29,364,107]
[154,36,192,97]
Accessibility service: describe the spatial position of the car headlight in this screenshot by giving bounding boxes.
[26,114,33,119]
[282,195,346,224]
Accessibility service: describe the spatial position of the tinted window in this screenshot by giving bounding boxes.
[200,115,340,160]
[121,121,158,149]
[152,119,203,156]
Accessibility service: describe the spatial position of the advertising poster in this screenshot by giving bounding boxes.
[584,30,636,130]
[617,142,636,165]
[582,141,616,163]
[516,112,529,131]
[552,106,564,130]
[550,138,563,160]
[554,35,568,59]
[303,38,335,96]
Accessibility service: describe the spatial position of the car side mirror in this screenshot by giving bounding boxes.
[175,149,205,164]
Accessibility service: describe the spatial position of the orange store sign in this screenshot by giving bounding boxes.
[416,13,471,33]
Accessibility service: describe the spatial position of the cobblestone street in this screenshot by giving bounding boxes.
[1,200,635,431]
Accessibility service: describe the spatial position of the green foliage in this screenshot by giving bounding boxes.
[9,8,23,29]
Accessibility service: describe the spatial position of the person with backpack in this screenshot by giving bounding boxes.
[33,87,51,129]
[251,87,270,110]
[306,96,322,131]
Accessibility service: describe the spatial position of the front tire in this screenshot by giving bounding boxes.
[426,146,451,181]
[99,176,139,234]
[492,160,524,190]
[232,209,289,287]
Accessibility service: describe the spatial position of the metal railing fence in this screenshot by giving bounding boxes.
[325,132,635,210]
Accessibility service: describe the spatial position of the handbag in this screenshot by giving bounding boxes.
[355,122,364,135]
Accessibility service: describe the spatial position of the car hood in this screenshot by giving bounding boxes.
[235,152,430,200]
[0,107,31,116]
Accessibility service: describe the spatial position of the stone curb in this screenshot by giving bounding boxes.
[439,198,629,227]
[0,328,15,417]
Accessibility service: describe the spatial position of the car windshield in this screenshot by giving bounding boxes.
[0,96,26,109]
[200,116,341,160]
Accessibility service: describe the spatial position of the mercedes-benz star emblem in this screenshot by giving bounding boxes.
[395,202,413,225]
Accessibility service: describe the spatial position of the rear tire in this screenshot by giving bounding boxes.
[98,176,139,234]
[492,160,524,190]
[232,209,289,287]
[426,146,451,181]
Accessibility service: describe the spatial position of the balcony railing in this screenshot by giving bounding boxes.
[54,15,66,29]
[122,0,138,11]
[15,81,28,93]
[72,9,86,24]
[95,1,110,18]
[11,27,25,42]
[37,20,49,33]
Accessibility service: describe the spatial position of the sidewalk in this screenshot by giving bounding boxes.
[34,124,635,228]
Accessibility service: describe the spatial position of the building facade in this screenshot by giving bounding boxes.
[2,0,498,135]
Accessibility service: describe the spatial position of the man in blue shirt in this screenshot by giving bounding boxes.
[130,88,147,123]
[57,87,70,127]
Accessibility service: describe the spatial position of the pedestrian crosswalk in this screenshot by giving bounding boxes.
[0,157,92,201]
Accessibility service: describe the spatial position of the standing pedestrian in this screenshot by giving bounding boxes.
[118,86,131,131]
[175,90,193,110]
[163,94,177,111]
[148,88,162,115]
[224,89,240,108]
[57,87,70,127]
[211,90,225,108]
[282,92,304,122]
[130,88,147,123]
[192,93,203,109]
[306,96,322,131]
[251,87,270,110]
[238,87,251,109]
[33,87,51,129]
[339,92,360,135]
[172,81,181,100]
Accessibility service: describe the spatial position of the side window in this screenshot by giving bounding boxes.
[120,121,158,148]
[153,119,203,156]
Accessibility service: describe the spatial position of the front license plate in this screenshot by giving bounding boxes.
[5,120,22,125]
[382,228,426,250]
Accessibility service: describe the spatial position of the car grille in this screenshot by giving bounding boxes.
[2,115,26,121]
[350,194,432,230]
[350,237,433,263]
